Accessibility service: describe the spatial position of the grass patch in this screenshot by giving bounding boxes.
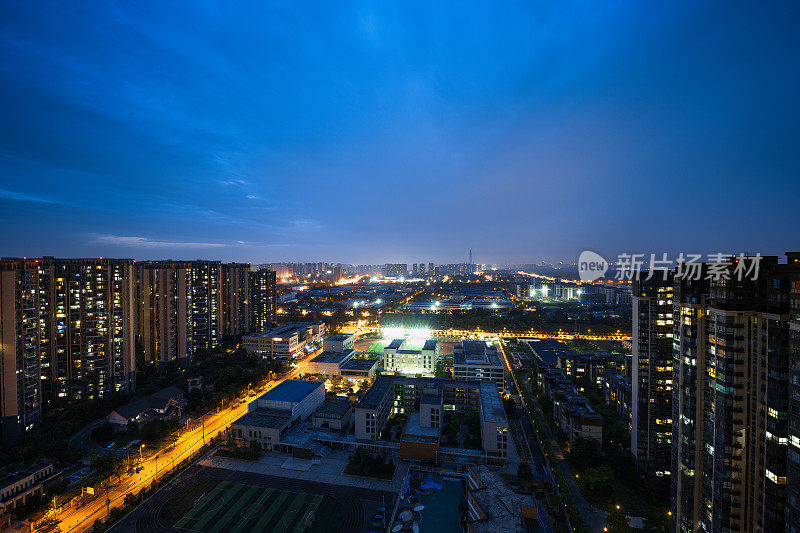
[591,478,668,517]
[158,479,221,528]
[366,341,390,353]
[162,480,340,533]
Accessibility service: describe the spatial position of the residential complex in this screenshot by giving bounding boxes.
[136,260,277,371]
[39,258,137,401]
[672,254,800,533]
[0,256,278,443]
[222,262,251,337]
[249,268,277,332]
[0,259,44,443]
[135,261,193,371]
[535,361,603,445]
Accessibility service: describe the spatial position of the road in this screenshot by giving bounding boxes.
[496,341,607,532]
[50,351,317,533]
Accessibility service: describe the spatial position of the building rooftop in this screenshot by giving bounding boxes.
[252,322,324,339]
[232,408,292,429]
[403,412,441,440]
[111,386,184,421]
[0,462,53,490]
[479,382,507,424]
[387,338,405,349]
[461,340,490,356]
[312,398,351,419]
[526,338,576,364]
[258,379,324,404]
[357,375,396,410]
[467,464,539,533]
[420,391,442,406]
[325,332,352,341]
[454,352,503,367]
[310,350,353,364]
[423,339,438,350]
[340,358,378,371]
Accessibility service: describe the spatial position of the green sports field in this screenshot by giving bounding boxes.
[366,341,389,353]
[169,480,338,533]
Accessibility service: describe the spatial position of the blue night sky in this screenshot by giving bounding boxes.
[1,1,798,264]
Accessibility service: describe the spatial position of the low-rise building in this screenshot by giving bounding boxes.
[311,398,352,431]
[308,349,355,376]
[604,371,632,425]
[230,380,325,452]
[382,339,440,375]
[322,332,355,353]
[108,386,185,428]
[537,363,603,445]
[340,358,378,381]
[0,462,55,513]
[242,322,325,359]
[354,375,509,463]
[453,340,505,389]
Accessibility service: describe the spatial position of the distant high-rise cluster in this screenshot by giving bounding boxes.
[631,253,800,533]
[0,257,276,443]
[262,262,341,281]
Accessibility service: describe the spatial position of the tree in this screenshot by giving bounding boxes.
[566,437,603,471]
[642,513,670,533]
[91,422,115,445]
[582,466,614,498]
[517,462,533,489]
[606,507,630,533]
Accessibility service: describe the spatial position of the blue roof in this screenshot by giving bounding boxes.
[259,379,323,403]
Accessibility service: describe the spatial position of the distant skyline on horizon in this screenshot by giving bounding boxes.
[2,1,799,264]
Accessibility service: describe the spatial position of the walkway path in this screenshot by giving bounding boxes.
[521,377,608,532]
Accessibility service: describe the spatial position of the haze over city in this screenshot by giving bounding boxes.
[2,1,799,264]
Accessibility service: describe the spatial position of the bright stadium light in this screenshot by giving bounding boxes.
[382,326,431,340]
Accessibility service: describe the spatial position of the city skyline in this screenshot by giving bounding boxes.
[2,2,799,264]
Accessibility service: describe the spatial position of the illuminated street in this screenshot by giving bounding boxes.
[49,351,316,533]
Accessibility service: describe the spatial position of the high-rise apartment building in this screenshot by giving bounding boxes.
[39,257,136,400]
[786,256,800,532]
[632,274,674,484]
[0,259,44,443]
[222,263,251,337]
[249,269,276,333]
[187,261,222,352]
[672,254,800,533]
[136,261,192,371]
[382,264,407,278]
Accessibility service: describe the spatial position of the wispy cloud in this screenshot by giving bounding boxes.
[94,235,228,248]
[219,178,248,186]
[0,188,78,207]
